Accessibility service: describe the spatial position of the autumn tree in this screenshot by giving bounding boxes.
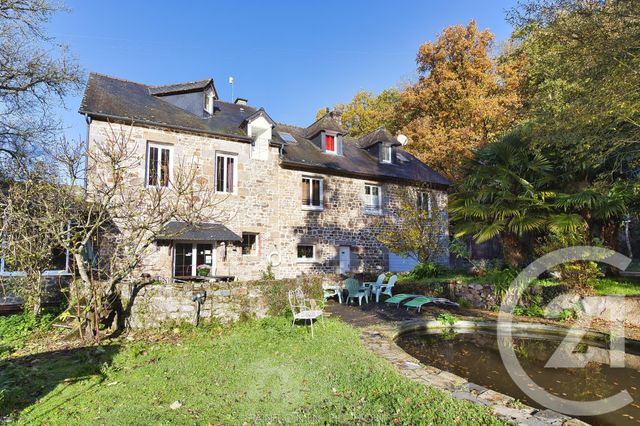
[317,89,401,137]
[399,20,521,182]
[507,0,640,185]
[376,187,446,263]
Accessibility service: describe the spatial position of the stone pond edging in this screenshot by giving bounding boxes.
[360,319,591,426]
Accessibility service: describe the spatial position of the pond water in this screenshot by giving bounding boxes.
[396,329,640,426]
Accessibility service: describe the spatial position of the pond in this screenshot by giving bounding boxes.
[396,328,640,426]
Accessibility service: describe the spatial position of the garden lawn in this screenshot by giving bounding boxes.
[0,317,504,425]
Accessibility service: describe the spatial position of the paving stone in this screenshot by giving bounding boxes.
[561,419,590,426]
[437,371,467,387]
[478,389,515,406]
[492,405,535,420]
[462,382,490,395]
[533,409,571,425]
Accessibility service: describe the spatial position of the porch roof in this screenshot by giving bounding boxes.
[158,221,241,242]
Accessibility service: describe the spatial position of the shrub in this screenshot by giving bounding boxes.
[408,261,441,280]
[558,309,577,321]
[260,263,275,280]
[535,227,603,296]
[254,276,323,316]
[437,312,459,326]
[455,297,471,309]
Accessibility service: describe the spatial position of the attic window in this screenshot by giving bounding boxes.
[325,134,336,154]
[381,145,392,163]
[204,91,214,114]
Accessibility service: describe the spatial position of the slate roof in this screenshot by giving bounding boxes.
[158,221,241,242]
[304,113,345,138]
[276,124,451,187]
[80,73,286,143]
[148,79,213,96]
[80,73,451,188]
[357,127,401,149]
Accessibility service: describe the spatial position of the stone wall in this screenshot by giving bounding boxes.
[119,281,269,328]
[451,282,640,328]
[87,120,449,282]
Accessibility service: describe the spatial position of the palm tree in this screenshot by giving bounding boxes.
[450,133,583,267]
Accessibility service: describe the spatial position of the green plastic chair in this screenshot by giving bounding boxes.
[344,278,368,305]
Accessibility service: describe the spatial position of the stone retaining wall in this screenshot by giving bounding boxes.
[452,282,640,327]
[119,281,269,328]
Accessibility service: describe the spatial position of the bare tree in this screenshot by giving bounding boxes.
[1,123,228,340]
[0,0,82,170]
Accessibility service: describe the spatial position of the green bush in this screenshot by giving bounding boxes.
[437,312,459,326]
[253,276,323,316]
[408,261,441,280]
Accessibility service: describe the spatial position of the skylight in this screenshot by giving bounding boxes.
[278,132,297,144]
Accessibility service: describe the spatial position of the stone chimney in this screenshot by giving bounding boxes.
[234,98,248,106]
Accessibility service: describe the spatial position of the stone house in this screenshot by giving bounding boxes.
[79,73,451,282]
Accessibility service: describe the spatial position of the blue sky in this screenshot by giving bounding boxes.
[49,0,518,139]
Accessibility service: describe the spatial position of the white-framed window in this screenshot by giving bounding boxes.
[324,133,337,154]
[417,191,433,218]
[297,244,315,262]
[381,145,392,164]
[301,176,323,210]
[364,184,382,213]
[173,242,215,277]
[241,232,259,256]
[215,153,237,194]
[146,142,173,187]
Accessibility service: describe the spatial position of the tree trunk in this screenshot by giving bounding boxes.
[501,232,524,269]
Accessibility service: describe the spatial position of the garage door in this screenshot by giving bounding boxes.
[388,252,419,272]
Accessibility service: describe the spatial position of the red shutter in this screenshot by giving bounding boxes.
[325,135,335,152]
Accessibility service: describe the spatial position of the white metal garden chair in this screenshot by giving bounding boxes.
[288,287,324,337]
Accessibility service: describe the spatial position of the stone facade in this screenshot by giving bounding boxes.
[87,120,449,282]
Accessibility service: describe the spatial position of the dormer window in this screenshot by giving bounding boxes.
[381,145,392,163]
[204,91,214,114]
[325,134,336,153]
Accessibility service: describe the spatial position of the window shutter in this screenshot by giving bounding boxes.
[320,131,326,151]
[337,135,344,156]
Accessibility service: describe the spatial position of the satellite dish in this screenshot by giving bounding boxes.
[397,134,408,146]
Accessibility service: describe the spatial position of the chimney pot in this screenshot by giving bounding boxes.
[234,98,248,106]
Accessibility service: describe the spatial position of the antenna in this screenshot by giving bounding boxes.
[228,76,234,101]
[397,134,408,146]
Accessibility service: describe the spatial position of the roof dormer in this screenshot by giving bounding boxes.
[148,78,218,117]
[243,108,276,161]
[357,127,402,164]
[305,111,345,155]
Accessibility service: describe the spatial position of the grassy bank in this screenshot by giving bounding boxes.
[397,270,640,297]
[1,317,503,425]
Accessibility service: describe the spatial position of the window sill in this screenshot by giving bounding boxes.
[296,258,317,264]
[364,209,383,216]
[215,191,237,196]
[302,206,324,212]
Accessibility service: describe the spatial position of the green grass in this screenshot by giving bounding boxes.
[593,277,640,296]
[0,312,55,359]
[0,318,503,425]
